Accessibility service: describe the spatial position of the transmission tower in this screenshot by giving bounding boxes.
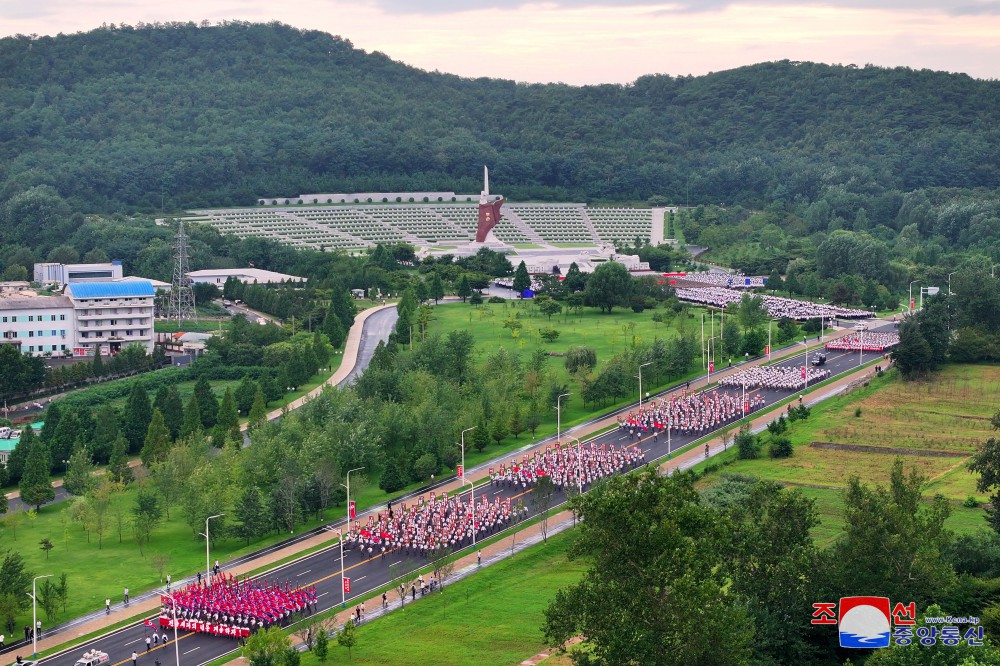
[166,220,196,322]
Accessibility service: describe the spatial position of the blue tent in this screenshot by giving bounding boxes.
[521,289,535,299]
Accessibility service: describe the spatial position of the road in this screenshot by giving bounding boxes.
[337,307,398,387]
[26,322,894,666]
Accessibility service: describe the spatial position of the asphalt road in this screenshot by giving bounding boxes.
[337,307,399,387]
[26,322,894,666]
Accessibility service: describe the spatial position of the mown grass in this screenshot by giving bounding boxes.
[296,530,584,666]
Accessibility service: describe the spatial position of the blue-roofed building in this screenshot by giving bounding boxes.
[67,280,155,356]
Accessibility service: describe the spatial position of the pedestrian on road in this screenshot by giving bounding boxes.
[105,598,111,615]
[153,633,159,646]
[382,591,387,609]
[165,574,171,589]
[24,626,30,643]
[361,602,366,620]
[132,651,137,666]
[145,636,151,651]
[0,632,5,648]
[161,632,167,645]
[36,621,40,638]
[477,550,482,567]
[124,587,129,605]
[704,444,710,458]
[410,584,416,601]
[197,571,202,584]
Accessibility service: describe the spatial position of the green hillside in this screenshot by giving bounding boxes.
[0,21,998,224]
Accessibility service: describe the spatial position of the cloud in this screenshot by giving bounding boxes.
[369,0,1000,15]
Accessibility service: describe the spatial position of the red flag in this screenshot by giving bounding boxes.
[343,577,350,594]
[349,501,356,520]
[801,366,807,379]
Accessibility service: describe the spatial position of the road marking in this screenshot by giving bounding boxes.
[317,592,328,597]
[184,647,201,655]
[390,560,402,566]
[125,639,141,646]
[300,569,311,575]
[356,576,367,582]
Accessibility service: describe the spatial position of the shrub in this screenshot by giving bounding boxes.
[735,425,760,460]
[539,328,560,342]
[470,292,484,305]
[488,296,506,303]
[769,436,793,458]
[964,496,980,508]
[854,407,862,417]
[412,453,439,481]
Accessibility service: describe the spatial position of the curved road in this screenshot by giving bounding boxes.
[18,323,895,666]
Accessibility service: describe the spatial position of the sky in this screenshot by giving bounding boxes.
[3,0,999,84]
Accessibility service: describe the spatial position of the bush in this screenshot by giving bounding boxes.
[964,496,980,508]
[769,436,793,458]
[488,296,506,303]
[735,425,760,460]
[565,346,598,374]
[412,453,439,481]
[854,407,862,417]
[539,328,560,342]
[470,292,484,305]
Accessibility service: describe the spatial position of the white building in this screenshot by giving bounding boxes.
[187,268,305,286]
[0,295,74,356]
[67,281,155,356]
[34,262,124,286]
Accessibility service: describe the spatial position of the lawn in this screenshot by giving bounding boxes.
[0,485,339,633]
[296,530,585,666]
[154,319,229,334]
[693,364,1000,545]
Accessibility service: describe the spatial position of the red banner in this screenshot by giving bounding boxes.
[801,366,807,379]
[765,345,770,355]
[709,361,714,373]
[457,465,463,478]
[343,577,351,594]
[910,298,915,310]
[349,501,356,520]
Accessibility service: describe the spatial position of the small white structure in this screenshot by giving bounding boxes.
[186,268,305,286]
[34,262,124,286]
[0,294,74,356]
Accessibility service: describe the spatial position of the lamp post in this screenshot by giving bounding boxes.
[908,280,920,311]
[948,271,957,296]
[30,574,52,657]
[636,362,652,413]
[340,467,364,608]
[458,432,477,546]
[204,514,224,579]
[857,324,866,367]
[706,336,720,384]
[556,393,570,445]
[767,320,772,361]
[160,589,182,666]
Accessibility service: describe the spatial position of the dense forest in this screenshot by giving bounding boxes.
[0,21,998,221]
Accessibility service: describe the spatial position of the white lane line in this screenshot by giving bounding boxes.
[184,647,201,655]
[300,569,311,575]
[318,592,329,597]
[390,560,402,566]
[356,576,367,582]
[125,639,141,646]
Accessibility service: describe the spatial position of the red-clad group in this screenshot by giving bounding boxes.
[825,331,899,352]
[619,389,764,437]
[344,492,514,559]
[159,574,317,639]
[490,441,644,492]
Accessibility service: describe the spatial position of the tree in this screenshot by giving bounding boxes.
[314,625,329,662]
[193,376,219,428]
[456,274,472,303]
[489,415,509,447]
[19,438,55,510]
[766,268,783,293]
[509,404,525,439]
[513,261,531,295]
[472,416,491,453]
[181,392,203,439]
[132,488,164,555]
[379,457,406,494]
[107,434,134,484]
[337,619,358,660]
[233,486,268,545]
[39,538,53,560]
[213,388,241,445]
[564,346,597,374]
[829,458,953,605]
[583,261,632,313]
[538,297,562,321]
[0,549,32,624]
[967,415,1000,534]
[429,272,444,304]
[532,474,555,542]
[248,387,268,431]
[543,469,753,665]
[141,409,173,466]
[122,384,152,454]
[155,385,185,440]
[64,444,96,496]
[244,625,291,666]
[892,319,936,378]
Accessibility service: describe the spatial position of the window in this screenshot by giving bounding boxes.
[28,331,34,337]
[50,315,56,321]
[51,330,57,336]
[60,330,66,336]
[1,317,5,323]
[28,315,34,322]
[60,314,65,320]
[29,345,34,352]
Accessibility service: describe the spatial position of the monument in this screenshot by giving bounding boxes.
[475,165,504,243]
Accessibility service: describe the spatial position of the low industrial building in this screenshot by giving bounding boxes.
[187,268,305,285]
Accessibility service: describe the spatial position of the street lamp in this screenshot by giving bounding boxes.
[706,336,720,383]
[203,514,225,579]
[908,280,920,311]
[339,467,364,608]
[855,323,866,367]
[30,574,52,657]
[948,271,957,296]
[636,362,652,413]
[458,430,477,547]
[556,393,570,445]
[160,589,182,666]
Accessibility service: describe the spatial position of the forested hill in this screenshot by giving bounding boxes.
[1,21,999,221]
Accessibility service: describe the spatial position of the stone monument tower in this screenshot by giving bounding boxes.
[475,165,504,243]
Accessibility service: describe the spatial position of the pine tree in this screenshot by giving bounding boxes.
[91,347,104,378]
[248,386,268,431]
[156,385,184,440]
[213,388,241,446]
[324,316,346,349]
[20,439,55,510]
[141,409,172,466]
[510,404,525,438]
[6,425,37,485]
[456,275,471,303]
[233,486,267,544]
[107,433,134,484]
[332,286,358,330]
[513,260,531,295]
[193,376,219,429]
[122,383,152,454]
[379,457,406,493]
[90,404,120,465]
[429,272,445,304]
[180,392,203,440]
[234,375,258,416]
[49,410,83,473]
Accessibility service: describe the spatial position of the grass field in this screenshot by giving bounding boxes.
[154,319,229,334]
[0,485,338,633]
[694,364,1000,545]
[296,530,584,666]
